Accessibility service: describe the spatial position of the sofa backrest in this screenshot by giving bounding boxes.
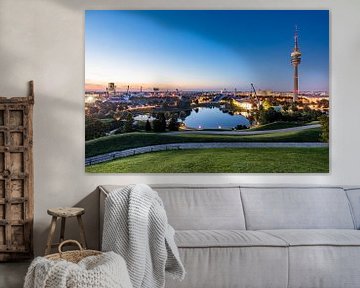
[100,185,358,232]
[240,187,355,230]
[154,186,246,230]
[100,185,246,230]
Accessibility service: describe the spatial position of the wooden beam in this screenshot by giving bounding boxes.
[28,80,34,104]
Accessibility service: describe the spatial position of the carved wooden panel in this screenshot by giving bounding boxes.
[0,81,34,261]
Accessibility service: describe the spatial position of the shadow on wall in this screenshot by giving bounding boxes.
[37,187,100,256]
[71,187,100,250]
[32,87,85,255]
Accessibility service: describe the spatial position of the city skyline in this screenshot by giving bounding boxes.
[85,10,329,92]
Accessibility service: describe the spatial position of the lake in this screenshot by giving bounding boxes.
[182,107,250,129]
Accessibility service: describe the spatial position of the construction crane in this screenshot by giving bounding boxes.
[250,83,260,107]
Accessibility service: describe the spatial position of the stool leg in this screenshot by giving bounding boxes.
[77,215,87,249]
[45,216,57,255]
[60,217,66,243]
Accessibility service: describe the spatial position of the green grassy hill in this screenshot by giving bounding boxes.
[86,147,329,173]
[85,128,322,158]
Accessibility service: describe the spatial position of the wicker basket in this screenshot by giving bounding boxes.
[45,240,102,263]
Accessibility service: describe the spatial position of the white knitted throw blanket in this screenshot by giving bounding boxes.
[102,184,185,288]
[24,251,133,288]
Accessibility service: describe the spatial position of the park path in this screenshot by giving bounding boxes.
[169,124,320,136]
[85,141,328,166]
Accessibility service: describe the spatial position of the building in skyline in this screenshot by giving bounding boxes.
[106,82,116,96]
[291,28,302,102]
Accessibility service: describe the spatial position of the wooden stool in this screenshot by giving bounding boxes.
[45,207,87,255]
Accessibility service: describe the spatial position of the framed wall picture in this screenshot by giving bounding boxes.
[85,10,329,173]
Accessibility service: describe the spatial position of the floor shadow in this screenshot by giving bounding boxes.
[0,260,31,288]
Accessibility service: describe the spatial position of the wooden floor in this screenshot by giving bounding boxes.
[0,261,30,288]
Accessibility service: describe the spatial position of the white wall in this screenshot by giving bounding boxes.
[0,0,359,256]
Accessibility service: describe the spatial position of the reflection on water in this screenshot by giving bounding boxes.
[182,107,250,129]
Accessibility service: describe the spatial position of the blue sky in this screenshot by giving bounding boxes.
[85,10,329,92]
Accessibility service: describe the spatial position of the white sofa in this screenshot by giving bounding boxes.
[99,185,360,288]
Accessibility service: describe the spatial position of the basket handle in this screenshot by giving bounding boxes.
[58,240,83,255]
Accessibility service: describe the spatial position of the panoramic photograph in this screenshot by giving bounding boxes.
[85,10,329,173]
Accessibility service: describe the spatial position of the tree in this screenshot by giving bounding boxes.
[145,120,152,132]
[159,113,167,131]
[319,115,329,143]
[122,112,133,133]
[179,98,191,109]
[153,113,167,132]
[168,116,179,131]
[303,105,312,113]
[262,100,272,110]
[319,99,329,109]
[282,103,290,112]
[258,107,282,125]
[85,116,107,140]
[290,103,299,112]
[235,124,248,130]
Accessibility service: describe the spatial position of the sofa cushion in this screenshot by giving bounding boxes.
[287,246,360,288]
[175,230,287,248]
[261,230,360,288]
[166,246,288,288]
[241,187,355,230]
[262,229,360,246]
[155,186,246,230]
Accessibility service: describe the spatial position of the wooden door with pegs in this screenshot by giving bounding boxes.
[0,81,34,261]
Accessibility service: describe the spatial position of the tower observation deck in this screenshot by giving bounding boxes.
[291,28,302,102]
